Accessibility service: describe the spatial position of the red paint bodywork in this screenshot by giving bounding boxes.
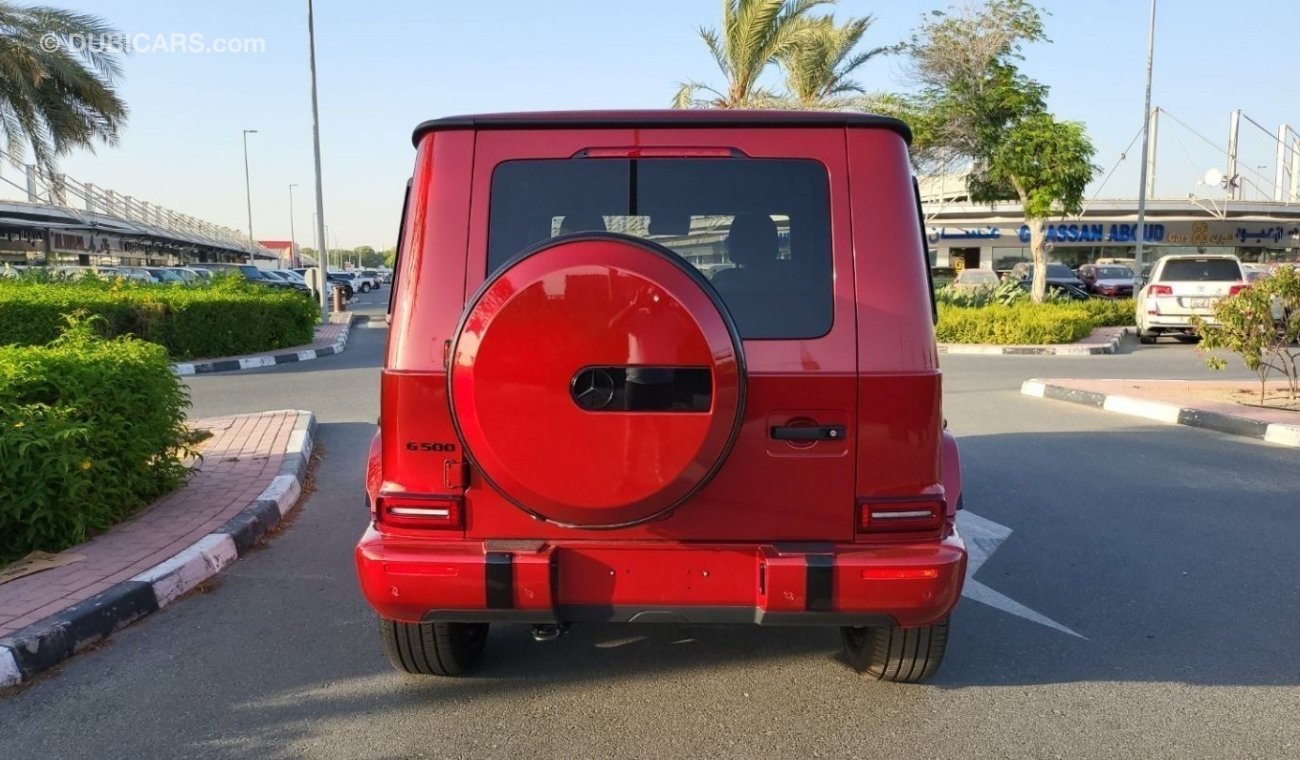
[357,111,966,629]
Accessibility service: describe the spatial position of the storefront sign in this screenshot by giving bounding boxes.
[929,218,1299,249]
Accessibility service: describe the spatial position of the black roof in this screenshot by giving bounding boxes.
[412,109,911,147]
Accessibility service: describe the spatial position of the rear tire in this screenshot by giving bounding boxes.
[361,283,372,294]
[379,618,488,676]
[841,619,949,683]
[1138,329,1158,344]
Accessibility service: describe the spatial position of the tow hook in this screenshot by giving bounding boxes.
[531,623,568,642]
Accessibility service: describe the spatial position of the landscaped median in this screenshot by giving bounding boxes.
[0,410,315,687]
[1021,378,1300,448]
[0,275,320,359]
[935,297,1134,354]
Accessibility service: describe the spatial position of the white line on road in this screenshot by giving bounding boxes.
[957,510,1085,639]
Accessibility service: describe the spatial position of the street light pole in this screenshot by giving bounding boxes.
[1133,0,1157,285]
[288,183,298,267]
[307,0,329,319]
[242,129,258,265]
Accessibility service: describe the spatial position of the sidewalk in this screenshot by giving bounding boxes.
[171,311,354,375]
[1022,378,1300,448]
[940,326,1130,356]
[0,409,316,688]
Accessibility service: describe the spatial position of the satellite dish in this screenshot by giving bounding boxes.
[1203,168,1224,187]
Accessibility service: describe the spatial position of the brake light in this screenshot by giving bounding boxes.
[858,497,945,534]
[578,146,739,158]
[376,494,463,529]
[1148,284,1173,296]
[861,567,940,580]
[1229,283,1248,295]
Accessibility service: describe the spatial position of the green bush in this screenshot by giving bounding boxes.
[0,319,193,564]
[937,303,1098,344]
[0,275,319,359]
[1079,297,1135,327]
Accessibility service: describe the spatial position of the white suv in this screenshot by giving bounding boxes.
[1136,254,1246,344]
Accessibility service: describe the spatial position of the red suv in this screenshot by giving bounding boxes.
[357,111,966,683]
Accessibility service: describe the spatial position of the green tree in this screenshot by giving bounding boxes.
[1195,266,1300,404]
[672,0,830,108]
[0,3,128,180]
[381,248,396,269]
[906,0,1094,302]
[777,15,889,107]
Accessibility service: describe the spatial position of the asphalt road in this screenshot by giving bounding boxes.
[3,295,1299,759]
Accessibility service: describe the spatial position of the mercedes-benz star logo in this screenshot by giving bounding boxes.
[572,368,616,410]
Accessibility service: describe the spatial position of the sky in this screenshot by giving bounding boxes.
[11,0,1299,249]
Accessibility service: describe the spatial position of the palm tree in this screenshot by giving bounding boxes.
[0,3,127,181]
[673,0,831,109]
[777,15,890,108]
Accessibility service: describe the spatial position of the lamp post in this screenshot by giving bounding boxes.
[307,0,329,318]
[1133,0,1156,285]
[288,183,299,267]
[242,129,258,265]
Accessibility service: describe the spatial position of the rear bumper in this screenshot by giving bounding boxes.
[355,528,967,628]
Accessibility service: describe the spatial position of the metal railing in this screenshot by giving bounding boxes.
[0,152,274,258]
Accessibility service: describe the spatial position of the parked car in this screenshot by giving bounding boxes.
[202,262,311,294]
[50,265,141,281]
[950,268,999,290]
[1010,261,1087,291]
[360,269,386,288]
[1017,280,1091,300]
[1135,254,1246,344]
[271,268,308,285]
[1076,264,1135,298]
[164,267,202,284]
[292,267,355,300]
[143,266,185,284]
[355,110,966,683]
[337,270,377,293]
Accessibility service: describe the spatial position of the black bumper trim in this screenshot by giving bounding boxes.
[484,552,513,609]
[805,554,834,612]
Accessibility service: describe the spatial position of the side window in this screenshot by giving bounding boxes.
[912,177,937,325]
[388,178,412,317]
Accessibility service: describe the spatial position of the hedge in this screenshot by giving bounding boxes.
[0,276,319,359]
[0,320,193,564]
[936,300,1133,345]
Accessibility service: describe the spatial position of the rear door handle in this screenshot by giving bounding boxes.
[770,425,845,441]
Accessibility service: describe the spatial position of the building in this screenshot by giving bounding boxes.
[256,239,300,268]
[921,198,1300,273]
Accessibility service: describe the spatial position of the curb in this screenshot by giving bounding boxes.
[171,313,355,376]
[1021,379,1300,448]
[0,411,317,688]
[939,327,1132,356]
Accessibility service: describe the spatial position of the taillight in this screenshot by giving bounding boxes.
[376,494,463,529]
[1148,284,1173,296]
[858,497,945,535]
[1229,283,1248,295]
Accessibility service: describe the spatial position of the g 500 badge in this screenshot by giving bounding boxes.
[406,441,457,452]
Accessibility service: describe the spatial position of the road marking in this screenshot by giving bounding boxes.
[957,510,1085,639]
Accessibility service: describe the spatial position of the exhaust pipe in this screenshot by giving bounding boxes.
[531,623,568,642]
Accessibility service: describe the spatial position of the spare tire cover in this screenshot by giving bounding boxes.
[449,234,745,528]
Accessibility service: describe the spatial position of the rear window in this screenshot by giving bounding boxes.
[1047,264,1074,278]
[487,158,833,339]
[1159,259,1241,282]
